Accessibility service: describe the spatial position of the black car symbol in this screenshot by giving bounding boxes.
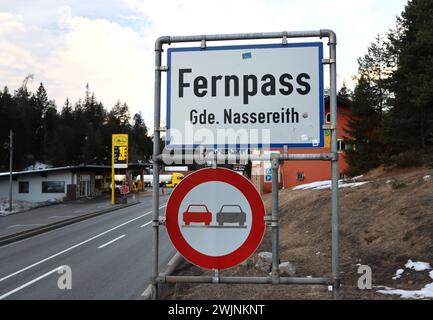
[216,205,246,226]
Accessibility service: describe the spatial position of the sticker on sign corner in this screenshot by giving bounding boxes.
[242,52,252,59]
[312,139,319,147]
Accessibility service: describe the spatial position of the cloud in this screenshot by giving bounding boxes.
[46,16,153,115]
[125,0,407,89]
[0,9,155,125]
[0,0,408,129]
[0,12,41,89]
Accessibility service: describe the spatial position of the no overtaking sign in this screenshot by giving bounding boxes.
[166,168,265,269]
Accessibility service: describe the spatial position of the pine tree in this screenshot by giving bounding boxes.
[343,33,393,175]
[111,100,131,129]
[382,0,433,154]
[357,34,393,117]
[344,76,383,176]
[130,112,152,161]
[338,81,351,100]
[0,81,156,170]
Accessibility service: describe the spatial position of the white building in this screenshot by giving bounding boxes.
[0,165,112,203]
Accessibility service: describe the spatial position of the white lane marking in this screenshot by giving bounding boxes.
[7,224,43,229]
[0,266,63,300]
[0,202,156,250]
[140,221,152,228]
[0,205,166,284]
[139,204,165,228]
[97,235,126,249]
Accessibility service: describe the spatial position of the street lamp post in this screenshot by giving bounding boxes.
[9,129,13,212]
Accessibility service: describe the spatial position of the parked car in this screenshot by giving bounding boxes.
[216,205,246,226]
[183,204,212,226]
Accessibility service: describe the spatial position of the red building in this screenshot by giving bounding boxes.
[251,96,351,194]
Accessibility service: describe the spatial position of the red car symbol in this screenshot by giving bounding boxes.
[183,204,212,226]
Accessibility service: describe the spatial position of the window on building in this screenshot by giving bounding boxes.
[42,181,65,193]
[297,172,305,181]
[337,139,347,153]
[19,181,29,193]
[326,113,331,123]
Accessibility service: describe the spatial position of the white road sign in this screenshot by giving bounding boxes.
[167,43,324,148]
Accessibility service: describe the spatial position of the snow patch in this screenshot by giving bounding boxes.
[24,162,53,171]
[0,198,61,216]
[392,269,404,280]
[378,283,433,299]
[405,260,432,271]
[378,260,433,299]
[293,180,369,191]
[1,199,37,215]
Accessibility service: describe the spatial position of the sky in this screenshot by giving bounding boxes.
[0,0,408,129]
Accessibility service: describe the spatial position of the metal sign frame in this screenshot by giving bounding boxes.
[166,42,325,149]
[151,30,339,299]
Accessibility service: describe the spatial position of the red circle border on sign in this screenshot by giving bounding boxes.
[165,167,265,270]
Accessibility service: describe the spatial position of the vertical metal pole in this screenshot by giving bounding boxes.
[281,146,288,189]
[111,137,115,205]
[328,32,340,300]
[9,129,13,212]
[151,40,163,300]
[271,157,280,284]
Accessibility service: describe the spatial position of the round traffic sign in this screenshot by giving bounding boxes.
[120,184,129,194]
[166,168,265,270]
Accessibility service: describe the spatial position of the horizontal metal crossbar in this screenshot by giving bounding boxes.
[155,29,336,50]
[159,275,332,285]
[155,153,336,162]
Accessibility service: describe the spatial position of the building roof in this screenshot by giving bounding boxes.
[0,165,111,178]
[0,162,153,178]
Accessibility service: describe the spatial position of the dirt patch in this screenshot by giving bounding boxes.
[162,167,433,300]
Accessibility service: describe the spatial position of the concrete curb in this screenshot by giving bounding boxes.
[0,201,140,247]
[141,252,185,300]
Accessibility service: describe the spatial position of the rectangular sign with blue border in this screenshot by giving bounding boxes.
[166,42,324,149]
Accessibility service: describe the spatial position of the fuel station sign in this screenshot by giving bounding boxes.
[112,134,128,169]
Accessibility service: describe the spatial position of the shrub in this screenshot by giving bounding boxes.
[389,150,423,168]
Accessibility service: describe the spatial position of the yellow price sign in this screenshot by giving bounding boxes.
[118,146,128,161]
[112,134,128,204]
[112,134,128,168]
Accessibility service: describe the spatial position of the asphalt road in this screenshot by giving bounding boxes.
[0,194,174,300]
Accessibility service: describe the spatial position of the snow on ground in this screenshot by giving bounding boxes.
[378,260,433,299]
[0,198,60,216]
[292,179,369,191]
[392,269,405,280]
[0,199,38,216]
[378,283,433,299]
[405,260,432,271]
[24,162,53,171]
